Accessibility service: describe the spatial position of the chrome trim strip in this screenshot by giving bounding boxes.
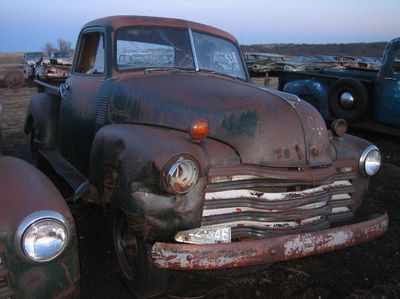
[188,28,199,71]
[359,144,380,177]
[258,87,301,109]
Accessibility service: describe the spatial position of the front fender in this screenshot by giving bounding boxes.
[283,79,331,119]
[0,156,79,298]
[330,134,374,211]
[89,124,240,241]
[24,92,60,150]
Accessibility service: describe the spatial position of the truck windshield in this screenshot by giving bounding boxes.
[115,27,246,80]
[27,52,43,60]
[192,31,246,79]
[53,52,70,59]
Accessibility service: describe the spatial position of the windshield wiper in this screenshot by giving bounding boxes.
[144,67,197,74]
[197,68,241,80]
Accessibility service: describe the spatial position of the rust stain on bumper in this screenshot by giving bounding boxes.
[151,212,388,270]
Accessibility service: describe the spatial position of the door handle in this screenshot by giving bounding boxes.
[384,77,397,81]
[59,83,70,98]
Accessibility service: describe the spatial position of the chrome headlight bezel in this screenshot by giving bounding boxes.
[163,155,200,194]
[359,145,381,177]
[14,211,70,263]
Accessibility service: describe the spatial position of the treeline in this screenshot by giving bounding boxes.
[241,42,388,57]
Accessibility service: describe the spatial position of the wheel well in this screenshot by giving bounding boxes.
[100,164,120,210]
[24,114,33,134]
[299,93,320,110]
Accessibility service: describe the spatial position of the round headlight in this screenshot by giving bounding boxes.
[166,157,199,194]
[15,211,69,263]
[359,145,381,177]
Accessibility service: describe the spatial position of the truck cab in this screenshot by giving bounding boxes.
[25,15,388,297]
[375,38,400,125]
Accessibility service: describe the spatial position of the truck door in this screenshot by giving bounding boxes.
[58,29,106,175]
[375,39,400,126]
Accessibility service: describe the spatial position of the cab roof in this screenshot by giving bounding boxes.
[83,15,238,44]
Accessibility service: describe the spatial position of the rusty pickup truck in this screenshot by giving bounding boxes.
[0,102,79,298]
[25,15,388,297]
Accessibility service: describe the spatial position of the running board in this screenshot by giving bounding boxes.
[40,150,89,200]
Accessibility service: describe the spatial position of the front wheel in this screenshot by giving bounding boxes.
[112,209,168,298]
[29,127,40,166]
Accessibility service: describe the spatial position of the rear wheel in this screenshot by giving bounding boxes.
[328,78,368,121]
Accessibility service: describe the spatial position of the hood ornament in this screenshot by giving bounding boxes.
[258,87,301,109]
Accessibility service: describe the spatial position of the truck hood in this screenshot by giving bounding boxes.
[110,72,333,167]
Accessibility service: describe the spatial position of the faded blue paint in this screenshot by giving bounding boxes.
[221,111,258,136]
[283,79,331,119]
[279,37,400,127]
[375,38,400,126]
[375,78,400,125]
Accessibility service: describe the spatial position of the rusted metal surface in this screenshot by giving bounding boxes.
[109,73,334,168]
[35,64,70,81]
[0,157,74,228]
[151,212,388,270]
[84,15,238,45]
[0,156,80,298]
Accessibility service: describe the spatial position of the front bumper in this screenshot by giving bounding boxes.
[151,212,388,270]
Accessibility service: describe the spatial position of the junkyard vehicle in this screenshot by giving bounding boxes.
[50,51,73,66]
[244,52,285,75]
[0,102,80,298]
[34,51,72,81]
[22,52,43,80]
[35,62,71,81]
[278,38,400,134]
[273,55,337,74]
[25,16,388,297]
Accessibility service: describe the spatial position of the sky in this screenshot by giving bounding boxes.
[0,0,399,52]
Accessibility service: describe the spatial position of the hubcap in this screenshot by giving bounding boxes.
[114,211,138,281]
[339,92,355,109]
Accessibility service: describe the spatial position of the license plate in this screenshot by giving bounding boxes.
[175,226,231,244]
[204,227,231,243]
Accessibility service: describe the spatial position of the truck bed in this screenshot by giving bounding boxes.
[320,67,378,81]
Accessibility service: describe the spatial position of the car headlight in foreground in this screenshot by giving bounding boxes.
[164,156,199,194]
[359,145,381,177]
[15,211,69,262]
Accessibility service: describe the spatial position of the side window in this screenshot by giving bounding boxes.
[75,32,105,74]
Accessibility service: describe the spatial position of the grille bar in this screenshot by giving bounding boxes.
[201,177,354,237]
[202,204,331,226]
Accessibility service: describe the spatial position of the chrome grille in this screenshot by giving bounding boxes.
[202,172,355,239]
[0,247,14,299]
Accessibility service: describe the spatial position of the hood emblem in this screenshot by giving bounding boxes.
[259,87,301,109]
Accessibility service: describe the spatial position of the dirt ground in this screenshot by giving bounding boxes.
[1,63,399,299]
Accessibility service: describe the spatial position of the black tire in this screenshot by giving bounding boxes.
[328,78,368,121]
[30,127,40,166]
[112,208,168,298]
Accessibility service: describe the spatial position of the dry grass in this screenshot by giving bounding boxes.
[0,52,24,64]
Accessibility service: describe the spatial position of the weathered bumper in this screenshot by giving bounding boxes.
[151,212,388,270]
